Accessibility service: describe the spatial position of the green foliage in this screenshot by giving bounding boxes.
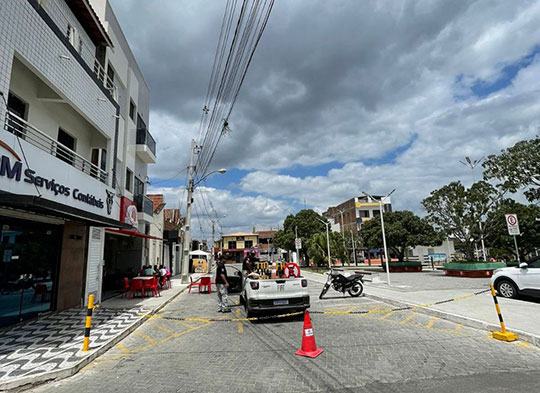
[483,137,540,202]
[361,211,442,261]
[485,199,540,260]
[421,181,500,260]
[272,210,327,263]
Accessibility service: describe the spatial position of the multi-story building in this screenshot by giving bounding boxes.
[0,0,155,326]
[256,229,277,261]
[163,208,183,274]
[147,194,165,267]
[215,232,259,263]
[324,195,392,234]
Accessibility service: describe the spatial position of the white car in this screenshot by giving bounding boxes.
[241,276,310,318]
[491,256,540,299]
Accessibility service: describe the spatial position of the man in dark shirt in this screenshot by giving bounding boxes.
[215,257,231,313]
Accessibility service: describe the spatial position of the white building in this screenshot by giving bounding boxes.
[0,0,155,327]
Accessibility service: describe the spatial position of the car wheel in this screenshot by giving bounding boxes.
[497,279,518,299]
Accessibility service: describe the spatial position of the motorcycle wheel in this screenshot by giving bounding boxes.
[348,281,364,297]
[319,284,330,299]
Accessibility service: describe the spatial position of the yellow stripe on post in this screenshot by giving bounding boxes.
[82,294,95,351]
[489,285,518,342]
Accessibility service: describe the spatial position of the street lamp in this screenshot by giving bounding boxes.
[362,189,395,286]
[459,156,487,262]
[316,217,332,269]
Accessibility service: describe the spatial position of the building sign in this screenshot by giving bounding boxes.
[505,214,520,236]
[0,135,117,219]
[295,237,302,249]
[120,196,138,228]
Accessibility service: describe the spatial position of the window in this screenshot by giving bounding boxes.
[245,240,253,248]
[67,25,82,53]
[125,168,133,192]
[373,210,380,217]
[358,210,370,218]
[129,100,136,121]
[106,62,115,90]
[6,92,28,138]
[57,128,76,165]
[228,241,237,249]
[134,177,145,196]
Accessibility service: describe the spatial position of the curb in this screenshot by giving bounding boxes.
[363,292,540,348]
[1,285,189,392]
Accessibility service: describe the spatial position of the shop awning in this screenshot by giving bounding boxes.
[0,194,131,228]
[105,228,164,240]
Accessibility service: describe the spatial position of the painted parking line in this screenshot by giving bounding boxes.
[424,317,438,329]
[235,309,243,334]
[400,312,418,325]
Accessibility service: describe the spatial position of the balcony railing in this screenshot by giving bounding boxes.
[136,127,156,156]
[4,111,109,184]
[39,0,119,102]
[134,194,154,217]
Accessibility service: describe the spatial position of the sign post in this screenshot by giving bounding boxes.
[505,214,520,263]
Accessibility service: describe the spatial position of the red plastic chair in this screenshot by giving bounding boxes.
[188,276,200,294]
[129,279,144,298]
[199,276,212,294]
[143,277,160,297]
[121,277,130,298]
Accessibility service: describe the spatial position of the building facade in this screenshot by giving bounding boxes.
[215,232,259,263]
[324,195,392,234]
[0,0,154,326]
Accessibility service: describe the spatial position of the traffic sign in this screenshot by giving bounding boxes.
[505,214,520,236]
[295,237,302,249]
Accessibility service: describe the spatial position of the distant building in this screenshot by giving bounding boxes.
[163,208,184,275]
[324,195,392,233]
[147,194,166,268]
[257,230,277,261]
[215,232,259,263]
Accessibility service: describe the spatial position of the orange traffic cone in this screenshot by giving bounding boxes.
[295,310,323,358]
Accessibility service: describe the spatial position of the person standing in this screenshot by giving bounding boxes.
[215,257,231,313]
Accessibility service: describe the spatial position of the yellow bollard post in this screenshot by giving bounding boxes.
[490,285,518,342]
[82,294,95,351]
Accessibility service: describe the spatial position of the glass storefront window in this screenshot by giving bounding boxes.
[0,217,62,328]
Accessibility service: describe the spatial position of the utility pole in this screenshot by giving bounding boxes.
[325,222,331,269]
[363,190,395,286]
[351,231,357,266]
[181,139,196,284]
[338,209,347,265]
[295,226,300,265]
[460,157,487,261]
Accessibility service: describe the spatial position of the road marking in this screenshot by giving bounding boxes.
[133,330,158,345]
[115,343,130,354]
[400,312,417,325]
[425,317,438,329]
[148,320,176,335]
[235,309,243,334]
[453,324,462,333]
[378,311,395,320]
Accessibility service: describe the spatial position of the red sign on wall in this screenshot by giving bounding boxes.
[120,196,138,228]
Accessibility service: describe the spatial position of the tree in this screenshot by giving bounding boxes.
[360,211,442,262]
[421,181,500,260]
[272,210,327,262]
[485,199,540,261]
[305,231,347,267]
[483,137,540,202]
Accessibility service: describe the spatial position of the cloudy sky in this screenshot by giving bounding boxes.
[110,0,540,239]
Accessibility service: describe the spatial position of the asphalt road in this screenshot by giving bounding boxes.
[29,279,540,393]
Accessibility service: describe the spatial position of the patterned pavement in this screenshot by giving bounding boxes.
[0,306,149,387]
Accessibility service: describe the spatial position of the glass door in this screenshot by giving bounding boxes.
[0,218,62,328]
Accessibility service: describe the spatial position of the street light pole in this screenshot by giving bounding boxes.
[460,156,487,262]
[363,190,395,286]
[181,139,196,284]
[350,230,357,266]
[181,139,227,284]
[317,218,332,269]
[338,209,347,265]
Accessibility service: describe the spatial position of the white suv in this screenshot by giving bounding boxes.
[491,256,540,299]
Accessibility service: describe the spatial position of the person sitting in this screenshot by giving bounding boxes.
[142,265,154,276]
[158,265,167,287]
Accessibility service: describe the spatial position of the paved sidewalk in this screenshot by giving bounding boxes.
[303,270,540,347]
[0,276,196,391]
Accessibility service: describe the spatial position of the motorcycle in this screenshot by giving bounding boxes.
[319,269,364,299]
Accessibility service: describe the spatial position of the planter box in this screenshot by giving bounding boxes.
[443,262,505,278]
[382,261,422,273]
